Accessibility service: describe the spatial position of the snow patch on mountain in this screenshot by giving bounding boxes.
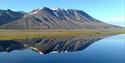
[51,8,60,10]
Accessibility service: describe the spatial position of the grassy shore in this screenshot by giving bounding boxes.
[0,29,125,40]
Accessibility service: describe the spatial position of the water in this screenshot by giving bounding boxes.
[0,34,125,63]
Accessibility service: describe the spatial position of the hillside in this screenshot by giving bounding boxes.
[0,7,120,30]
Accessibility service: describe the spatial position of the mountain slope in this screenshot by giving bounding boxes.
[0,7,120,30]
[0,9,24,26]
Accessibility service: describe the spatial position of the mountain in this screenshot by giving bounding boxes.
[0,7,120,30]
[0,9,24,26]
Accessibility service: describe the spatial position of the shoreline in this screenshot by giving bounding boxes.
[0,29,125,40]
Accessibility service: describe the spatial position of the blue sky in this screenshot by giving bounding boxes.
[0,0,125,27]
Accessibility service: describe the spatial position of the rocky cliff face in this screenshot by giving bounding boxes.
[0,7,119,30]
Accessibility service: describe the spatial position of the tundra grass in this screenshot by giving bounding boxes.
[0,29,125,40]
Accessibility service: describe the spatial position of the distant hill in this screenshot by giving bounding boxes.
[0,7,120,30]
[0,9,24,26]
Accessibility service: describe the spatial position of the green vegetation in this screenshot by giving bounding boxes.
[0,29,125,40]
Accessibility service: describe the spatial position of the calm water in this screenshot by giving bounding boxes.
[0,34,125,63]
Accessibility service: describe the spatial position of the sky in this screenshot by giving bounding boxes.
[0,0,125,27]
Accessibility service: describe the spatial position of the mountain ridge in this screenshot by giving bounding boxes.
[0,7,120,30]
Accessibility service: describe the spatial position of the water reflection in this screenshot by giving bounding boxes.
[0,40,24,52]
[0,35,111,54]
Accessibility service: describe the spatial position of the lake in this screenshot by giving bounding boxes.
[0,34,125,63]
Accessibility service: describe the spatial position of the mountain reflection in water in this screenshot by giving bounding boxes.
[0,35,111,54]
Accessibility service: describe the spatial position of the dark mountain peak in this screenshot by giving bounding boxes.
[41,7,53,13]
[30,7,53,14]
[42,7,50,10]
[30,7,50,13]
[6,9,12,12]
[32,7,51,12]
